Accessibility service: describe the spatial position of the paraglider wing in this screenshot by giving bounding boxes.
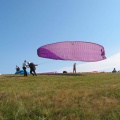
[37,41,106,62]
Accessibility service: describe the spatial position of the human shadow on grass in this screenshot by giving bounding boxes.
[38,73,85,76]
[4,75,25,77]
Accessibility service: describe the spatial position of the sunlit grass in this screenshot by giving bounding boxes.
[0,73,120,120]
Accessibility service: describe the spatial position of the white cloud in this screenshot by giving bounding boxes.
[57,53,120,73]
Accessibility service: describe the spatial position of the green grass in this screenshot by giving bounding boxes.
[0,73,120,120]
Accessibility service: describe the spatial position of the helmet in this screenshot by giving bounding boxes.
[27,62,30,64]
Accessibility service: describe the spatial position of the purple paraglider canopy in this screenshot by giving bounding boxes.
[37,41,106,62]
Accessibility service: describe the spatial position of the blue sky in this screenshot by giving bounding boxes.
[1,0,120,74]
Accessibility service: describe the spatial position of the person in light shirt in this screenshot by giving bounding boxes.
[22,60,28,76]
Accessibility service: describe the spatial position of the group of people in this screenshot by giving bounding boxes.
[16,62,120,75]
[23,60,37,76]
[16,62,77,75]
[16,60,37,76]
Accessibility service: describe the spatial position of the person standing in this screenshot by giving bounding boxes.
[22,60,28,76]
[27,62,37,76]
[112,68,117,73]
[73,63,76,73]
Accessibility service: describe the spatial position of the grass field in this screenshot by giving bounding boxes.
[0,73,120,120]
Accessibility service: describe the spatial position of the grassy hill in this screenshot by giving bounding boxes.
[0,73,120,120]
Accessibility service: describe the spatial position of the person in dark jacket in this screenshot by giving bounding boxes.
[28,62,37,76]
[112,68,117,73]
[16,65,20,72]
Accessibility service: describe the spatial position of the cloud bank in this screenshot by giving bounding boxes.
[57,53,120,73]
